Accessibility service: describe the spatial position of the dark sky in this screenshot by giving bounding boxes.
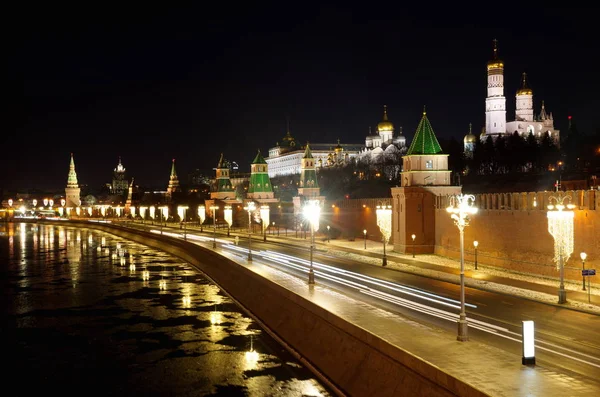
[8,4,598,191]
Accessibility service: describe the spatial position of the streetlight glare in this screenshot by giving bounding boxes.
[375,204,392,266]
[547,194,575,304]
[580,252,587,261]
[303,199,321,284]
[447,193,477,342]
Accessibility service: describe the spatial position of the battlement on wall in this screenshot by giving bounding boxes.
[435,189,599,212]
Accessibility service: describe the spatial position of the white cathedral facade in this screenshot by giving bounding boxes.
[357,105,407,164]
[475,40,560,148]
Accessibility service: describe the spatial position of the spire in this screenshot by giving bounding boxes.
[166,158,180,198]
[540,100,547,120]
[368,126,372,135]
[521,72,528,88]
[303,142,314,159]
[251,149,267,164]
[382,104,388,121]
[406,110,443,155]
[423,105,426,115]
[492,38,499,60]
[217,153,226,169]
[170,158,177,177]
[469,123,472,134]
[67,153,79,188]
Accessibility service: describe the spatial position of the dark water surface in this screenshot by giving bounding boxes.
[0,222,331,396]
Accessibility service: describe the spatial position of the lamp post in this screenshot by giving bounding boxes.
[446,193,478,342]
[210,205,219,249]
[178,206,189,240]
[304,200,321,285]
[327,225,330,242]
[198,205,206,232]
[547,195,575,304]
[224,205,233,237]
[363,229,367,249]
[473,240,479,270]
[376,204,392,267]
[580,252,587,291]
[411,234,416,258]
[260,205,270,242]
[244,202,256,261]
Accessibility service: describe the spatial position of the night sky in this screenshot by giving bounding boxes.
[9,5,598,191]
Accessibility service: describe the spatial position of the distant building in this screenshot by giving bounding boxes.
[111,157,128,195]
[210,153,236,200]
[265,130,362,177]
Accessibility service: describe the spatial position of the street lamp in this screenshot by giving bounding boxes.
[224,205,233,237]
[327,225,330,242]
[303,200,321,285]
[580,252,587,290]
[363,229,367,249]
[376,204,392,267]
[547,195,575,304]
[210,205,219,249]
[198,205,206,232]
[446,193,478,342]
[473,241,479,270]
[411,234,416,258]
[243,202,256,261]
[178,206,189,240]
[260,205,270,242]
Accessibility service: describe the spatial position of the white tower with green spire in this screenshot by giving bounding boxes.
[166,158,180,201]
[297,143,320,198]
[65,153,81,208]
[211,153,235,200]
[247,150,275,200]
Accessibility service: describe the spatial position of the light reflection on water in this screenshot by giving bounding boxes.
[1,222,331,396]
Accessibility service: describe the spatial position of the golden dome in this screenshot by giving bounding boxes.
[377,105,394,132]
[516,72,532,96]
[464,123,476,143]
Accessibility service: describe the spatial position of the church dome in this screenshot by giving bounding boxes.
[377,105,394,132]
[516,72,533,96]
[464,133,477,144]
[463,123,477,143]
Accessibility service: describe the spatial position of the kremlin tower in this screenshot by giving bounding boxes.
[166,158,181,201]
[65,153,81,208]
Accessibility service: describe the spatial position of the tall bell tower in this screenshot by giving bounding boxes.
[485,39,506,136]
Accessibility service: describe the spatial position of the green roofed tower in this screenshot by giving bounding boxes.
[211,153,235,200]
[297,143,320,198]
[247,150,274,200]
[400,108,451,187]
[406,107,443,155]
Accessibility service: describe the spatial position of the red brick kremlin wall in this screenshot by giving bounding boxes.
[321,190,599,283]
[434,190,599,283]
